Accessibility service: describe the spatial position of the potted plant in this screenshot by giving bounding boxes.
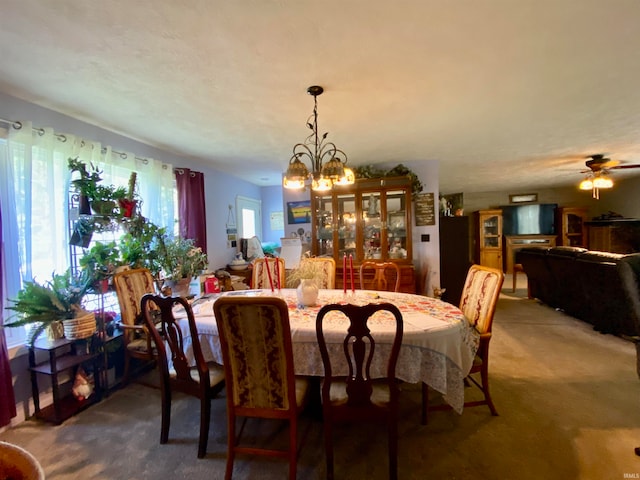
[68,157,102,214]
[69,217,96,248]
[4,269,93,345]
[119,218,165,279]
[157,235,209,297]
[89,184,124,216]
[79,241,121,293]
[118,172,139,218]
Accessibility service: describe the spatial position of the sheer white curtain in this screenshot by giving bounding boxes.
[100,148,175,228]
[0,127,23,345]
[1,121,175,347]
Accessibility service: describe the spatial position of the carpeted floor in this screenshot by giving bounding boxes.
[2,274,640,479]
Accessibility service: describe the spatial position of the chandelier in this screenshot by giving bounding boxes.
[579,172,614,199]
[283,85,354,191]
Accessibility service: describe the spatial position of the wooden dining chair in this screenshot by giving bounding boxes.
[359,261,401,292]
[251,257,285,289]
[213,296,310,480]
[140,293,225,458]
[113,268,157,385]
[421,264,504,424]
[316,303,404,480]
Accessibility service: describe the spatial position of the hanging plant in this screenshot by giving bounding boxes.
[353,163,423,196]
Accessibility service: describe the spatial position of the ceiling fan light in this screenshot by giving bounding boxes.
[579,178,593,190]
[593,176,613,189]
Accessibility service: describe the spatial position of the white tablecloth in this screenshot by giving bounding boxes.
[176,289,479,413]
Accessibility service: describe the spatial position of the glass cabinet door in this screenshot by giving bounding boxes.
[483,215,500,248]
[386,189,408,260]
[313,194,334,257]
[362,192,382,260]
[310,176,412,266]
[337,193,357,259]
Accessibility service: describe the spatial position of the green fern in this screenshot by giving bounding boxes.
[3,269,92,344]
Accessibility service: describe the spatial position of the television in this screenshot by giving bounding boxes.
[501,204,557,236]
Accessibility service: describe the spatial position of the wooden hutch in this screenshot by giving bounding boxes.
[474,209,503,271]
[310,176,415,293]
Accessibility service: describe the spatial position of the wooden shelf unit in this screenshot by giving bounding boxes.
[474,209,503,271]
[29,337,102,424]
[556,207,588,247]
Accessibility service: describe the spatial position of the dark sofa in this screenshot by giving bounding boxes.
[516,246,640,337]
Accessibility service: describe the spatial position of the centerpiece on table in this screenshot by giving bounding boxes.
[4,269,95,345]
[157,235,209,297]
[286,259,326,306]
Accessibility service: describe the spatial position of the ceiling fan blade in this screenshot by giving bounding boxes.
[601,160,621,168]
[609,163,640,170]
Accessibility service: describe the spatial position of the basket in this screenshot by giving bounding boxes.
[63,312,96,340]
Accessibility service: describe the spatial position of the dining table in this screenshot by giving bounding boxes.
[175,288,479,414]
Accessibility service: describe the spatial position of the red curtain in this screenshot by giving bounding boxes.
[0,205,17,427]
[175,168,207,253]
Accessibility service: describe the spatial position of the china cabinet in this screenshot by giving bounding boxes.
[311,176,415,292]
[474,209,503,271]
[556,207,588,247]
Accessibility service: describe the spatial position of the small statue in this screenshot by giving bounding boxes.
[433,286,446,300]
[368,194,379,216]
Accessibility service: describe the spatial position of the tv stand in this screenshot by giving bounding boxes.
[504,235,557,274]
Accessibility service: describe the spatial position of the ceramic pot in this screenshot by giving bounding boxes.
[91,200,116,216]
[296,278,319,307]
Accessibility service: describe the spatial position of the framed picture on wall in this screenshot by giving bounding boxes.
[287,200,312,224]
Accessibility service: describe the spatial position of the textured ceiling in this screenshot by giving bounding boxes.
[2,0,640,194]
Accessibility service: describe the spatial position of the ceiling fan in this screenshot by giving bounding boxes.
[579,154,640,199]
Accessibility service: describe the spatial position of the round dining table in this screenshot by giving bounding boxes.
[176,288,479,413]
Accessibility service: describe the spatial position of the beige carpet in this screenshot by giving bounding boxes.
[2,274,640,479]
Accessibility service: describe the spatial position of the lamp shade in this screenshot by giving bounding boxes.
[579,178,593,190]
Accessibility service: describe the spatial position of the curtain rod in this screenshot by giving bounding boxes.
[0,116,153,165]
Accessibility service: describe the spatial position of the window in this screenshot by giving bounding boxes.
[0,123,175,348]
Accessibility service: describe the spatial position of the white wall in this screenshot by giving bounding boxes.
[399,160,440,295]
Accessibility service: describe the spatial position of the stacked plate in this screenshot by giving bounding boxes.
[63,312,96,340]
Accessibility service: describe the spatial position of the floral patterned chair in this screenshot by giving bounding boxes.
[213,296,309,480]
[251,257,285,289]
[113,268,157,385]
[422,264,504,424]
